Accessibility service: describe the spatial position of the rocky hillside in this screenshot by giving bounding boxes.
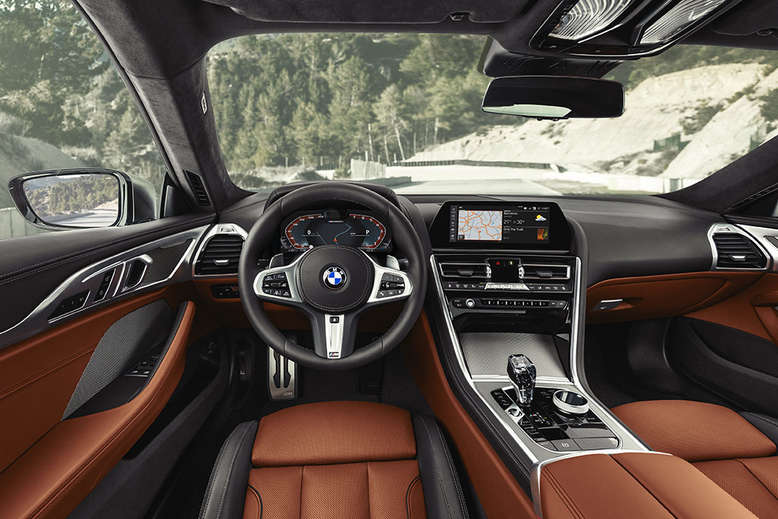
[408,63,778,180]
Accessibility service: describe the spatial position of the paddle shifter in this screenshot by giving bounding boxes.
[507,354,536,407]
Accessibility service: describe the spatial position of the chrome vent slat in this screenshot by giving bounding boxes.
[712,232,767,269]
[439,262,490,279]
[194,234,244,275]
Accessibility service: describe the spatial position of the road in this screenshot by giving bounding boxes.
[386,165,562,195]
[394,178,561,195]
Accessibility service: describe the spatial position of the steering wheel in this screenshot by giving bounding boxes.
[238,183,428,370]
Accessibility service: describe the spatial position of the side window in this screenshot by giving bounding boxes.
[0,2,166,240]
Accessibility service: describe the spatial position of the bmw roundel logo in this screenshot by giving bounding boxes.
[323,266,346,289]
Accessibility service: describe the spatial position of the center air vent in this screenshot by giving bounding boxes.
[712,232,767,270]
[439,262,490,279]
[195,233,244,276]
[521,263,571,280]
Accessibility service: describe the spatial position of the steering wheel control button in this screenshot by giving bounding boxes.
[323,266,347,289]
[377,273,406,298]
[261,273,291,297]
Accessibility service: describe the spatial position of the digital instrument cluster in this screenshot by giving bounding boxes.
[280,210,391,252]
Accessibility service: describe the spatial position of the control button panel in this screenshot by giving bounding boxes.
[94,270,115,301]
[443,280,569,292]
[126,354,160,377]
[211,284,239,299]
[376,273,406,299]
[490,387,617,452]
[49,290,90,319]
[261,273,291,297]
[453,298,567,310]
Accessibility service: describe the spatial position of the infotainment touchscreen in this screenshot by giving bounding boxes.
[449,204,551,245]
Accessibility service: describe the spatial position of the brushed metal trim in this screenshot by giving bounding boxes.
[0,225,207,349]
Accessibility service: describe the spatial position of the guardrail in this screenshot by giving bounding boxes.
[0,207,43,240]
[392,159,555,170]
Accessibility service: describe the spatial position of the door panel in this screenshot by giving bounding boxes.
[0,298,195,519]
[0,214,212,332]
[0,289,172,471]
[669,317,778,414]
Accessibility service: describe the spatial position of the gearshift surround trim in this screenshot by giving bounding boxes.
[429,254,648,467]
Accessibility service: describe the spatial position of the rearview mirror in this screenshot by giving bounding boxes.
[8,169,130,229]
[482,76,624,120]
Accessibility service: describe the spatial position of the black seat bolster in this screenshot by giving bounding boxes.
[199,421,258,519]
[413,415,469,519]
[741,412,778,448]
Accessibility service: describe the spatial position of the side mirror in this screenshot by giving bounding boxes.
[482,75,624,120]
[8,168,155,230]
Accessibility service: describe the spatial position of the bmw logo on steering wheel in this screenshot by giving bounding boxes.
[322,266,347,289]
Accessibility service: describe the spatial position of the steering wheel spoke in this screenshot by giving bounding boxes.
[252,253,304,306]
[309,312,360,360]
[365,254,413,306]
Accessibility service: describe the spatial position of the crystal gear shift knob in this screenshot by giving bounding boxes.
[507,354,537,406]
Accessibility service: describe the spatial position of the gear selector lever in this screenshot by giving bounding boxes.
[507,354,536,407]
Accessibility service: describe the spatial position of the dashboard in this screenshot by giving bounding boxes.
[280,209,391,252]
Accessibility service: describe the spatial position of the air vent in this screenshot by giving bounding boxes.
[186,170,211,207]
[712,233,767,269]
[440,262,490,278]
[521,263,571,280]
[195,234,244,275]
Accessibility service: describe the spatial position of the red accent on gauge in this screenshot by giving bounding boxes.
[284,213,322,250]
[352,213,386,249]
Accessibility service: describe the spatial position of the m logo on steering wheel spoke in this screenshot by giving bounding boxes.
[322,266,347,289]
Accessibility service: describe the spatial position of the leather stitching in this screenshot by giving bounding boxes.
[199,422,254,519]
[405,476,422,519]
[610,456,677,519]
[543,470,585,519]
[247,484,263,519]
[736,458,778,501]
[0,348,93,400]
[420,416,468,518]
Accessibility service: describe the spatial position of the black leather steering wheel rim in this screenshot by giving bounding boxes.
[238,182,427,370]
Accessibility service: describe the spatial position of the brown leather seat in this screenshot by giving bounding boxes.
[613,400,778,518]
[199,401,469,519]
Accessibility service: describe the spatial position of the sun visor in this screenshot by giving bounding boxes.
[201,0,528,24]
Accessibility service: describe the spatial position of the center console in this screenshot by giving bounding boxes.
[429,201,647,468]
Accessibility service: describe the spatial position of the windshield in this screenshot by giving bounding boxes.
[207,34,778,196]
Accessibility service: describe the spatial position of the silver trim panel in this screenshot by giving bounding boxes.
[324,314,345,359]
[430,253,647,469]
[739,224,778,272]
[0,226,208,349]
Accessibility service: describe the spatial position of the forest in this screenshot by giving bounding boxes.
[2,0,778,191]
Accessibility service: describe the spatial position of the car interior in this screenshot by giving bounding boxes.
[4,0,778,518]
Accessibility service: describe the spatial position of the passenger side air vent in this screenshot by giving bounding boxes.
[186,170,211,207]
[712,232,767,270]
[195,234,244,275]
[439,262,490,278]
[521,263,571,280]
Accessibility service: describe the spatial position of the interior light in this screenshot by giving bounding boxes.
[640,0,728,45]
[549,0,634,41]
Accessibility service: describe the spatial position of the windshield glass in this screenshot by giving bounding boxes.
[207,34,778,196]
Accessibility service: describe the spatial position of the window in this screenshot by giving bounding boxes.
[207,34,778,196]
[0,1,166,240]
